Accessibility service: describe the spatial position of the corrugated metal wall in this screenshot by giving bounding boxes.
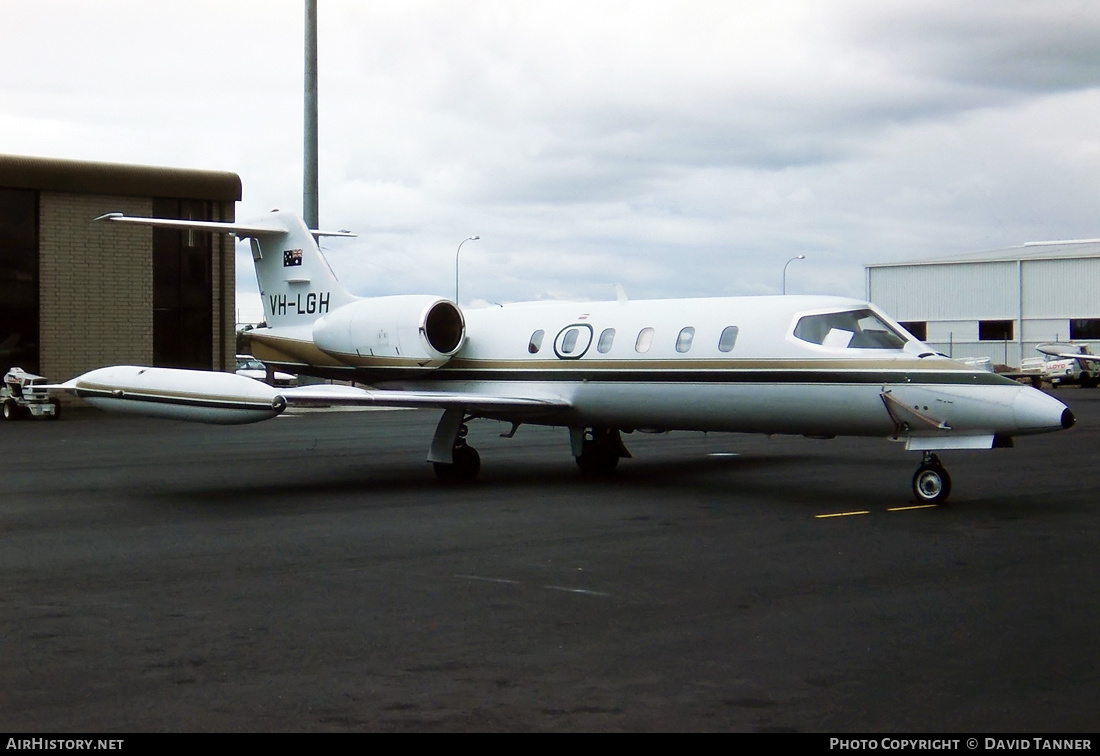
[867,254,1100,367]
[869,262,1018,320]
[1023,258,1100,318]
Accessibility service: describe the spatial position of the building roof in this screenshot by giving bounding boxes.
[867,240,1100,268]
[0,153,241,201]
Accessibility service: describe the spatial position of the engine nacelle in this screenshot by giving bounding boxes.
[311,295,466,367]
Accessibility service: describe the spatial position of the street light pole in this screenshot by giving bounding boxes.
[782,254,806,295]
[455,236,480,303]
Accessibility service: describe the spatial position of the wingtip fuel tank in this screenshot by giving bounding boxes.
[53,366,286,425]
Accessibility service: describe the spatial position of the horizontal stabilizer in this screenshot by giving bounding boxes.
[94,213,356,240]
[95,213,290,238]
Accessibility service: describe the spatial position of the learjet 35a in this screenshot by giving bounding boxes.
[48,210,1075,504]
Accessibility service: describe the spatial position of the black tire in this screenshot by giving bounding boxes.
[49,398,61,420]
[3,399,19,421]
[912,463,952,504]
[575,427,625,476]
[433,444,481,484]
[575,444,620,475]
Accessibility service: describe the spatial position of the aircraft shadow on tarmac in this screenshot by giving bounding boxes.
[140,450,914,513]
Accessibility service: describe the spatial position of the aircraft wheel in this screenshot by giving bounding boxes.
[576,438,620,476]
[912,463,951,504]
[433,443,481,484]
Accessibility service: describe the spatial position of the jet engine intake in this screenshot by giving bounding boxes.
[312,295,466,367]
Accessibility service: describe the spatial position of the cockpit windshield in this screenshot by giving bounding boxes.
[793,309,909,350]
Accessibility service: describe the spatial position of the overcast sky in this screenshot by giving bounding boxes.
[4,1,1100,320]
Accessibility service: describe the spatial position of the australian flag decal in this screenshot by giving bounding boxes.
[283,249,303,267]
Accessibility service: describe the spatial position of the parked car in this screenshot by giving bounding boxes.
[235,355,297,388]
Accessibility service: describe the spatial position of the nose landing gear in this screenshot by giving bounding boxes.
[912,452,951,504]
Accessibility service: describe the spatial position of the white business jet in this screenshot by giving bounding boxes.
[48,211,1074,504]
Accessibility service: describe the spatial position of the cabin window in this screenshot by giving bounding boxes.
[635,327,654,353]
[560,328,580,354]
[1070,319,1100,340]
[675,327,695,353]
[718,326,739,352]
[528,329,545,354]
[597,328,616,353]
[794,309,907,349]
[552,323,593,359]
[978,320,1013,341]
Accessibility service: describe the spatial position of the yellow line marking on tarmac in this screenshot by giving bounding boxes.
[816,504,940,518]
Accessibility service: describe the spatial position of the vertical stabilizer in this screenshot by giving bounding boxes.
[246,211,358,328]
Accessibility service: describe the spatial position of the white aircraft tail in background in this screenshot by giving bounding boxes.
[47,211,1075,504]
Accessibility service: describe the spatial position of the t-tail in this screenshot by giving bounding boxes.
[95,209,360,328]
[243,211,359,328]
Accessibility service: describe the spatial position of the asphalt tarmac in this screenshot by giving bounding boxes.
[1,390,1097,732]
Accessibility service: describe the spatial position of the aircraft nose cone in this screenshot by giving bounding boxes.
[1062,408,1076,430]
[1013,386,1073,434]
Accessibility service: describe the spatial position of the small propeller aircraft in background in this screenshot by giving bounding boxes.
[46,210,1075,504]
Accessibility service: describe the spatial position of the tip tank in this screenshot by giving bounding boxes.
[51,366,286,425]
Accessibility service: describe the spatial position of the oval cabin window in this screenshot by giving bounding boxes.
[676,327,695,353]
[528,330,545,354]
[718,326,739,352]
[597,328,616,353]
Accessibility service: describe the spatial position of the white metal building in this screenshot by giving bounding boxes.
[866,241,1100,368]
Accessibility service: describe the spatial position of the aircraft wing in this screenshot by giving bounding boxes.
[277,384,571,415]
[43,365,570,425]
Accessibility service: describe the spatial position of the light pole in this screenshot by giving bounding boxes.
[455,236,480,303]
[304,0,319,230]
[782,254,806,295]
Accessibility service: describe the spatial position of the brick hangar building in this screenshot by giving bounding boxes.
[0,153,241,385]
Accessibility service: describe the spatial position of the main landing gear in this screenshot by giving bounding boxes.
[573,427,631,476]
[432,423,481,484]
[912,452,952,504]
[429,411,634,484]
[430,408,481,483]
